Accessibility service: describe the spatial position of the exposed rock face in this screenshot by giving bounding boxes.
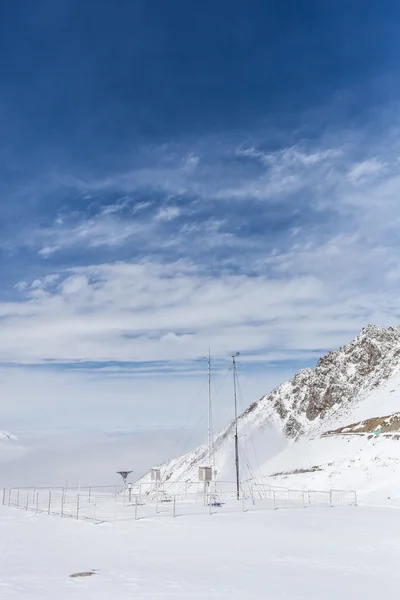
[265,325,400,437]
[142,325,400,483]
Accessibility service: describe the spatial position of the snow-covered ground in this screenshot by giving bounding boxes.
[1,503,399,599]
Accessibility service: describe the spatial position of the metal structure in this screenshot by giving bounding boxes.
[201,350,214,472]
[232,352,240,500]
[117,471,132,489]
[151,468,161,482]
[207,349,213,469]
[2,483,358,523]
[198,466,212,482]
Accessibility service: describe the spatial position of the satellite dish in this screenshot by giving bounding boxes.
[117,471,133,485]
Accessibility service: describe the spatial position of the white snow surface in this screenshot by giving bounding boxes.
[1,504,400,598]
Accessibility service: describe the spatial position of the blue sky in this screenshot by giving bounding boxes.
[1,0,400,442]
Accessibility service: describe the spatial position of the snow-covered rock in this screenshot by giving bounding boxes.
[0,431,18,442]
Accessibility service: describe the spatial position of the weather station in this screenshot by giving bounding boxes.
[117,470,133,491]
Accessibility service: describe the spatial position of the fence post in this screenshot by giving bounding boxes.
[88,487,92,503]
[61,491,64,518]
[208,496,212,516]
[16,490,20,508]
[25,492,29,511]
[273,490,276,510]
[76,495,80,520]
[8,489,11,507]
[135,496,138,520]
[156,491,159,514]
[354,491,358,506]
[48,491,52,515]
[36,493,39,514]
[173,495,176,518]
[92,498,96,525]
[32,487,36,505]
[114,486,117,502]
[329,490,333,507]
[2,488,5,506]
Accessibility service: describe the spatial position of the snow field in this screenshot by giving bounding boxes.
[1,502,398,599]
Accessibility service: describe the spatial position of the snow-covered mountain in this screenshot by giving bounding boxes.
[0,431,18,442]
[141,325,400,501]
[0,430,26,467]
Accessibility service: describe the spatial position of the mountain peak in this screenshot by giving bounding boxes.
[354,323,400,343]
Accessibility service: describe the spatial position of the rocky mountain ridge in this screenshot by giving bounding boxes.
[257,324,400,439]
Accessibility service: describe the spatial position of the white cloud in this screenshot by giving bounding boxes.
[238,146,342,167]
[347,158,386,183]
[155,206,181,221]
[4,132,400,375]
[61,274,89,295]
[38,245,60,257]
[183,154,200,170]
[2,261,326,364]
[2,247,399,375]
[35,215,150,256]
[10,141,342,208]
[219,145,344,200]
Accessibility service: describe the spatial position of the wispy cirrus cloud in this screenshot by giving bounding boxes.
[347,158,386,183]
[3,126,400,378]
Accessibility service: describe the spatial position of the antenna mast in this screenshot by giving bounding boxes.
[207,349,212,467]
[232,352,240,500]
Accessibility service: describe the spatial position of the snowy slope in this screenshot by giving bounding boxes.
[259,370,400,499]
[142,325,400,499]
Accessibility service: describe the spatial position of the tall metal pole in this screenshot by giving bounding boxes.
[207,349,212,467]
[232,353,240,500]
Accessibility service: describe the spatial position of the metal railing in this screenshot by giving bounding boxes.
[1,481,357,524]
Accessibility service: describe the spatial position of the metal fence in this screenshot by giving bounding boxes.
[1,481,357,524]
